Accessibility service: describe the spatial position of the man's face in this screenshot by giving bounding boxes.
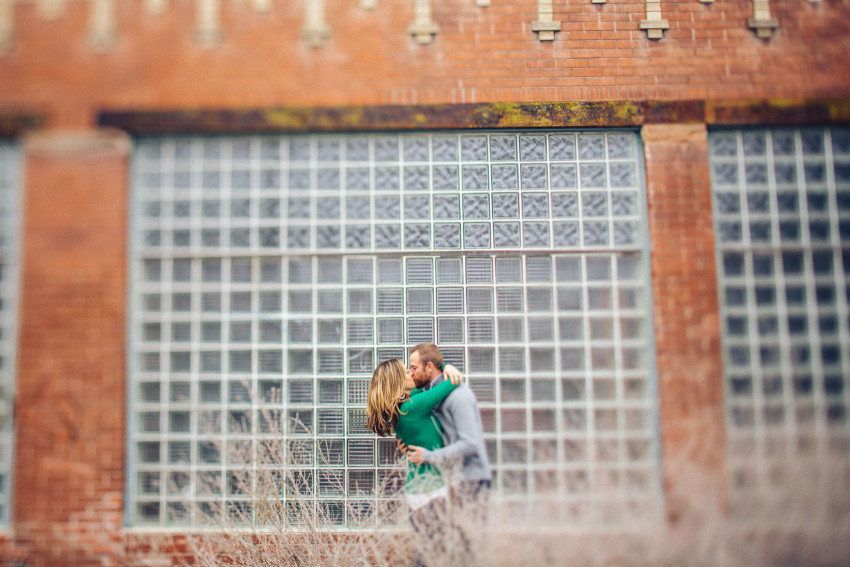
[408,351,431,389]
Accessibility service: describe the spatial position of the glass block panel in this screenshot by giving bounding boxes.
[521,165,548,190]
[433,136,459,162]
[406,258,433,284]
[436,288,464,313]
[490,135,517,161]
[523,222,550,247]
[404,166,429,190]
[406,289,433,313]
[464,223,491,248]
[404,137,429,162]
[492,165,518,190]
[497,287,524,312]
[438,318,464,343]
[405,224,430,248]
[407,318,435,344]
[348,290,372,314]
[495,257,522,283]
[467,288,494,313]
[436,258,463,284]
[318,349,344,372]
[498,317,524,342]
[463,194,490,219]
[520,136,546,161]
[378,319,404,344]
[710,127,850,502]
[128,131,654,528]
[433,195,460,219]
[493,193,519,218]
[375,225,401,249]
[377,289,403,314]
[493,222,521,247]
[522,194,549,218]
[607,134,635,160]
[347,319,374,343]
[468,317,496,343]
[549,135,577,161]
[374,137,399,162]
[578,134,605,160]
[461,136,488,161]
[551,165,577,189]
[432,165,459,190]
[463,165,489,190]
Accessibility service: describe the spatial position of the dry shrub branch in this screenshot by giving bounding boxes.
[179,390,850,567]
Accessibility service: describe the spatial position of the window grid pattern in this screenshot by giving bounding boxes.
[133,132,643,255]
[710,128,850,500]
[129,132,660,528]
[0,142,20,527]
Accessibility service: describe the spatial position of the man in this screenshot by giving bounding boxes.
[404,343,492,524]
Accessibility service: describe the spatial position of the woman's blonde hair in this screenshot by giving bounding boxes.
[366,358,408,437]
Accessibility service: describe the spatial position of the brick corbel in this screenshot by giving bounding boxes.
[408,0,439,44]
[640,0,669,39]
[748,0,778,38]
[531,0,561,41]
[195,0,222,46]
[302,0,330,47]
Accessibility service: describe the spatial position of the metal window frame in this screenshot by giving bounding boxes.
[0,142,22,527]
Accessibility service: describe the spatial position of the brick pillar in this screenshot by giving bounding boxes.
[642,124,728,530]
[13,129,129,566]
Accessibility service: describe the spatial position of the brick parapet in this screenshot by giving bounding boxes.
[1,0,849,128]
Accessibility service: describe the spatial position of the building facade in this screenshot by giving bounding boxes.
[0,0,849,564]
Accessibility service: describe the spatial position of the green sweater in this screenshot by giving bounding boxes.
[394,380,458,494]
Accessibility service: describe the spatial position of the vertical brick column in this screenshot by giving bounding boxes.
[642,124,728,530]
[14,130,129,566]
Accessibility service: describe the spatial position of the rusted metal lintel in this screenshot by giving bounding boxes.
[97,101,704,135]
[96,99,850,135]
[705,99,850,127]
[0,112,45,139]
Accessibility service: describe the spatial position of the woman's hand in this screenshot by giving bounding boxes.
[407,445,426,465]
[443,363,464,385]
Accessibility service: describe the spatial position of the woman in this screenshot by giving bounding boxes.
[366,358,462,512]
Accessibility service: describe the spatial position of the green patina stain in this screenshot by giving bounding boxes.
[263,108,309,130]
[474,101,645,129]
[828,100,850,122]
[767,98,807,108]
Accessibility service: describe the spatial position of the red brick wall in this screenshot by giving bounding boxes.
[642,124,727,529]
[0,0,846,562]
[0,121,732,565]
[9,131,129,567]
[0,0,849,127]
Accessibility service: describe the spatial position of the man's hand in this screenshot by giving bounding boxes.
[397,438,408,455]
[443,363,464,385]
[407,445,426,465]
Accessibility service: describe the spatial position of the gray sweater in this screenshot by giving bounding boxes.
[419,374,492,483]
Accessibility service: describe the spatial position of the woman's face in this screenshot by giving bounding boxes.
[403,364,416,393]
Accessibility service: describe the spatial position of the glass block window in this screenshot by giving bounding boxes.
[0,142,21,526]
[129,132,659,527]
[710,128,850,502]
